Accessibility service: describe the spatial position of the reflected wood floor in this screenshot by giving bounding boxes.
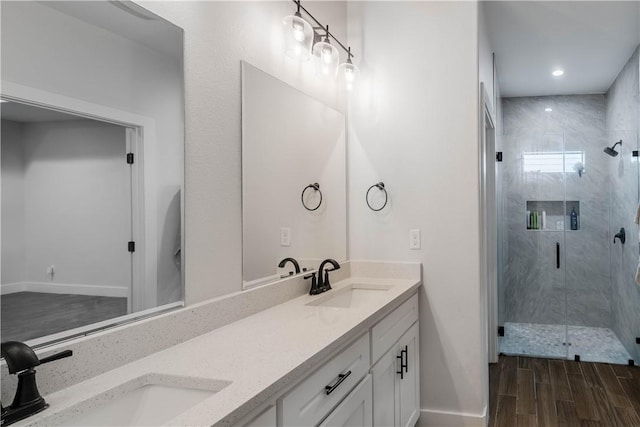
[1,291,127,342]
[489,355,640,427]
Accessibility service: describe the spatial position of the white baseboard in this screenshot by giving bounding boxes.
[0,282,129,298]
[417,407,487,427]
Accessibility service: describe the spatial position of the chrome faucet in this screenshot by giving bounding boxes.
[278,257,301,276]
[1,341,72,426]
[317,259,341,293]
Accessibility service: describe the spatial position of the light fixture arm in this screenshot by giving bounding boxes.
[293,0,355,60]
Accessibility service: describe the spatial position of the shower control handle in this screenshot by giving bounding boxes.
[614,228,626,245]
[556,242,560,269]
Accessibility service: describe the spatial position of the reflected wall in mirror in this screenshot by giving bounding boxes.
[0,1,184,345]
[241,62,347,287]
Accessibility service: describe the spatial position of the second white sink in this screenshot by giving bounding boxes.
[306,284,393,308]
[58,374,230,426]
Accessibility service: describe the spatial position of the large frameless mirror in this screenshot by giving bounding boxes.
[241,62,347,288]
[1,0,184,346]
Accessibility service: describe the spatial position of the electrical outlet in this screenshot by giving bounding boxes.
[280,227,291,247]
[409,229,421,249]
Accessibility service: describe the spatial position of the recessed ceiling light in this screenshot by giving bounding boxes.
[552,69,564,77]
[545,107,553,112]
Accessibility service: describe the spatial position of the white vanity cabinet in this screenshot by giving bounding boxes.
[279,333,371,426]
[372,323,420,427]
[235,292,420,427]
[370,296,420,427]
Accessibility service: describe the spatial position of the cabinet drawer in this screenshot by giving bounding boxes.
[371,293,418,363]
[280,333,370,427]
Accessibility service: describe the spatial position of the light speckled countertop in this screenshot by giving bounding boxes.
[18,275,420,427]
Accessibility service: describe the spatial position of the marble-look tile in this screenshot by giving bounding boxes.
[606,46,640,365]
[502,96,613,329]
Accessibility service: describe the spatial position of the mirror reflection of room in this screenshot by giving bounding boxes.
[0,0,184,346]
[1,102,132,341]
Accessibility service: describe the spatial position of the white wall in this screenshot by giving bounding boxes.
[1,1,182,303]
[2,119,131,296]
[138,1,348,303]
[347,2,486,424]
[1,120,26,285]
[24,120,130,290]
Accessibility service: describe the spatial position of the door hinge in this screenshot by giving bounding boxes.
[128,241,135,252]
[496,152,503,162]
[127,153,134,164]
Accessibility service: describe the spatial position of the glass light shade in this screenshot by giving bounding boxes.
[338,61,360,90]
[283,14,313,61]
[312,41,339,78]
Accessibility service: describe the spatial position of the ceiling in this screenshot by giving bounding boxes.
[483,1,640,98]
[1,101,88,123]
[41,1,183,62]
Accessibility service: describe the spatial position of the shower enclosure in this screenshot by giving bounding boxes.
[497,95,640,365]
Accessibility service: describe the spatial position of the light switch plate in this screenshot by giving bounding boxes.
[409,229,421,249]
[280,227,291,247]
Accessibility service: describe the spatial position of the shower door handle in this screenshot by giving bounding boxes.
[556,243,560,269]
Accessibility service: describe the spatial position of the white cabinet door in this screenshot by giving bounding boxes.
[398,323,419,427]
[371,321,419,427]
[371,344,399,427]
[319,375,373,427]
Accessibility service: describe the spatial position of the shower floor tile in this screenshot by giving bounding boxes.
[499,322,633,365]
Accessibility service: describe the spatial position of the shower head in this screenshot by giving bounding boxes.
[604,140,622,157]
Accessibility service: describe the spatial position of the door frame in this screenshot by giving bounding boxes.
[479,83,499,364]
[1,81,158,312]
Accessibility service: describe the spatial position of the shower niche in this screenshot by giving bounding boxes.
[525,200,580,231]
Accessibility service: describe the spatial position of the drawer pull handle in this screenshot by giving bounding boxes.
[325,370,351,395]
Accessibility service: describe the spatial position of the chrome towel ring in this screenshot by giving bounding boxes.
[302,183,322,211]
[366,182,388,211]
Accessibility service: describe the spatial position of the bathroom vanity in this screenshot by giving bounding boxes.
[12,261,421,427]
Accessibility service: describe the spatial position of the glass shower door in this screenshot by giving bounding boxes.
[500,129,568,359]
[563,130,639,365]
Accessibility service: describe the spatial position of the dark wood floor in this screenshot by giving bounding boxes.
[1,291,127,342]
[489,355,640,427]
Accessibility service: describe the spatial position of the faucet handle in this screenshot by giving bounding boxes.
[1,342,72,374]
[39,350,73,365]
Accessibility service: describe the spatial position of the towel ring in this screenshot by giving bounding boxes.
[366,182,388,211]
[301,183,322,211]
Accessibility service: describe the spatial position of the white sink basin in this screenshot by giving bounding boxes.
[306,284,393,308]
[59,374,230,426]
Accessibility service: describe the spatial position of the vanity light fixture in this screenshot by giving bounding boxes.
[283,0,313,61]
[313,25,339,77]
[283,0,359,87]
[338,47,359,91]
[552,69,564,77]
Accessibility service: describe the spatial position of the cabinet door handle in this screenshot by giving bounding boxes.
[556,242,560,269]
[325,370,351,395]
[403,345,408,374]
[397,354,404,380]
[397,346,408,379]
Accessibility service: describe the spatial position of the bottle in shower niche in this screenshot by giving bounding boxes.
[570,207,578,230]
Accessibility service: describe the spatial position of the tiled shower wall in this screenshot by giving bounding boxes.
[502,95,612,328]
[606,46,640,364]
